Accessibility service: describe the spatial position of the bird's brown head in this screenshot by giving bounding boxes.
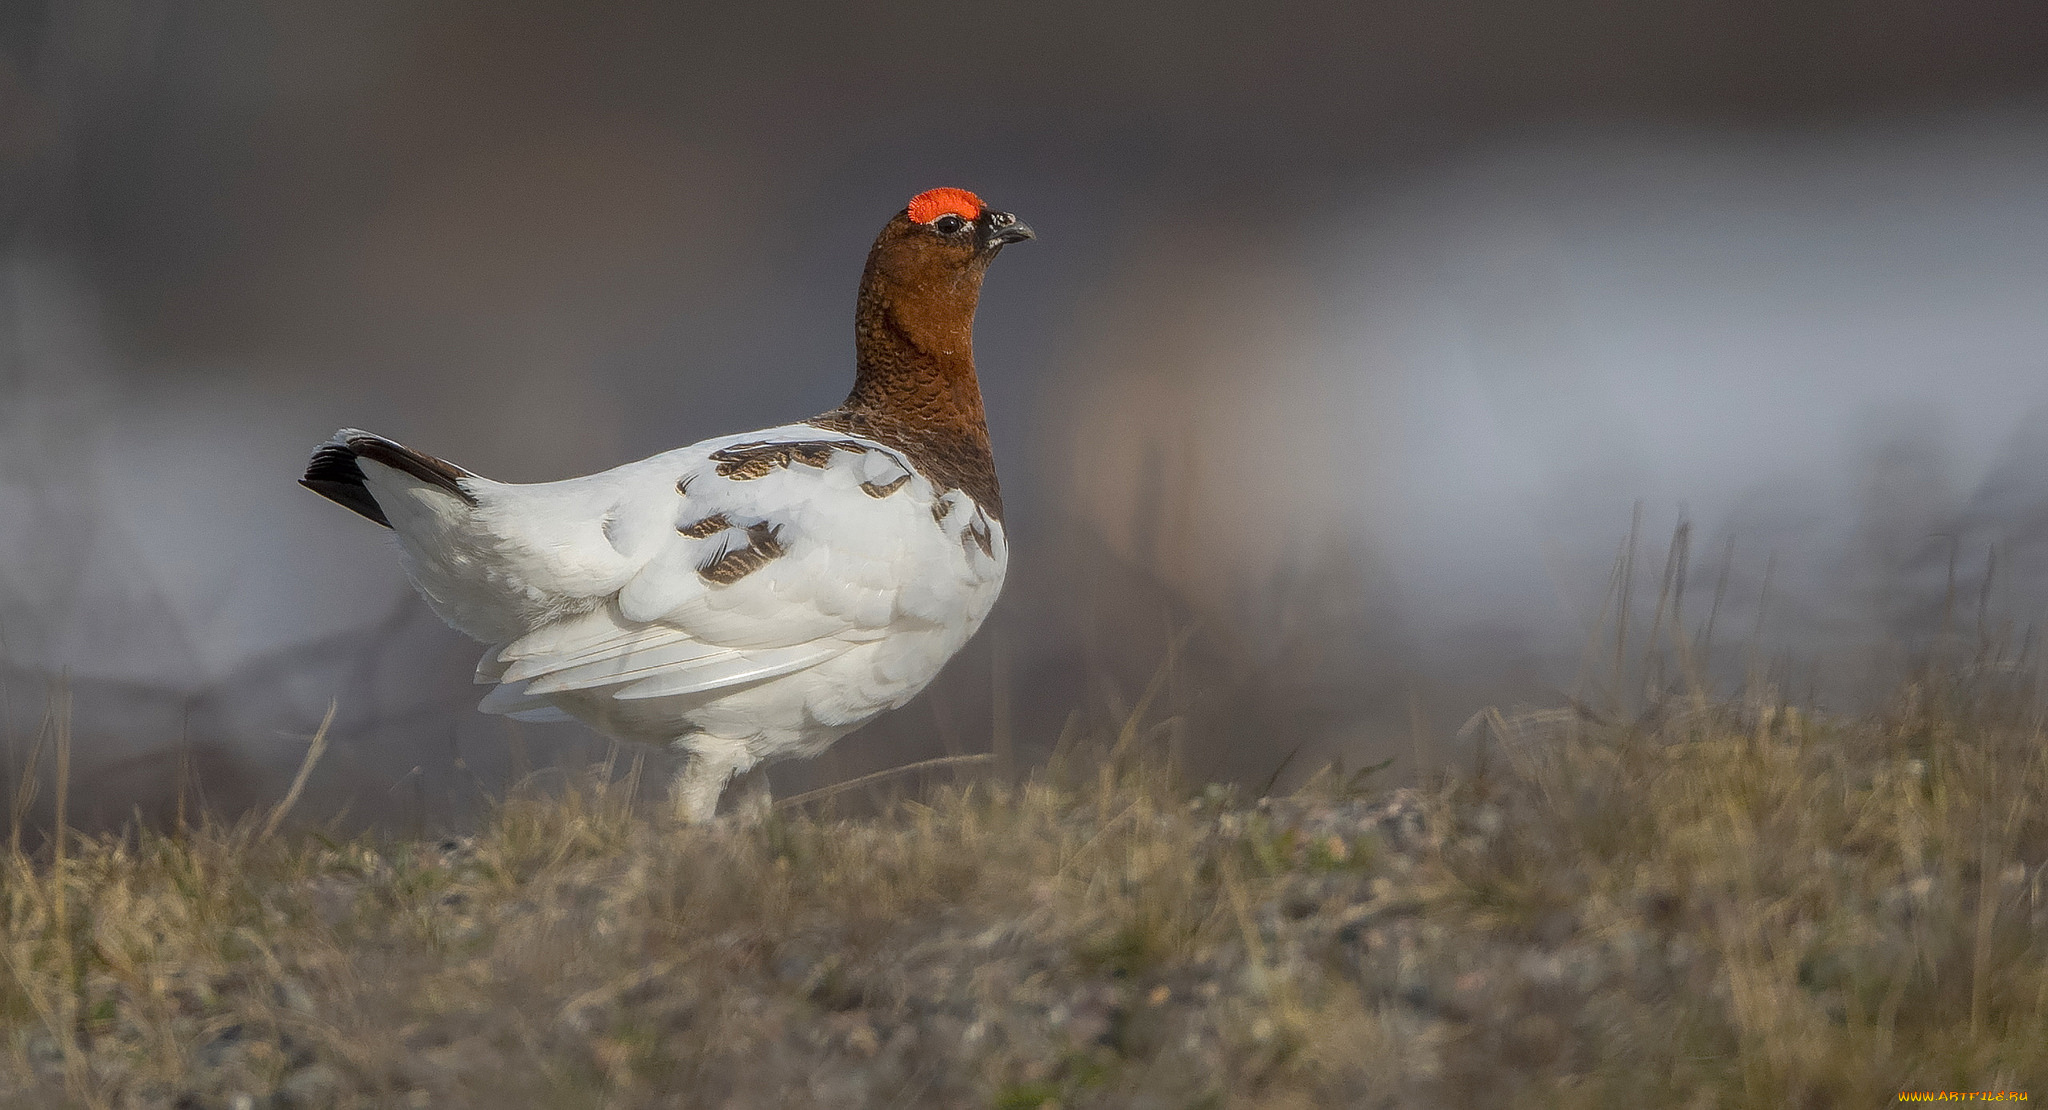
[858,188,1033,346]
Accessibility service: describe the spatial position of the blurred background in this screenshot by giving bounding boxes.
[2,0,2046,831]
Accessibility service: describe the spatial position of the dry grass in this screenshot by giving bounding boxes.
[0,662,2043,1108]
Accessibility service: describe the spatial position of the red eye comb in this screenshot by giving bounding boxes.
[907,187,984,225]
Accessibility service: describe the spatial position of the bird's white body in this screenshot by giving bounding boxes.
[348,421,1007,818]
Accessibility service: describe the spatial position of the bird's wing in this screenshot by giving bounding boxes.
[470,424,1004,716]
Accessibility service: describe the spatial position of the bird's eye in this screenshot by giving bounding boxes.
[932,215,966,235]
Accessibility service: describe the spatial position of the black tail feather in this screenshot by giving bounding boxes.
[299,431,478,529]
[301,442,391,527]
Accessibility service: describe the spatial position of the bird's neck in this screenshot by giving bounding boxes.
[815,259,1003,520]
[842,266,990,434]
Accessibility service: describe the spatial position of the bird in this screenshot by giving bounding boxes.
[300,187,1033,822]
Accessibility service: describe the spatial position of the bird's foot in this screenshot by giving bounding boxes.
[726,764,773,824]
[668,736,763,826]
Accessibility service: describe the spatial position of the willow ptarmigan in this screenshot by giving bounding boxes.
[300,188,1032,821]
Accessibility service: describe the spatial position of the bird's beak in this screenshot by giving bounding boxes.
[979,210,1035,251]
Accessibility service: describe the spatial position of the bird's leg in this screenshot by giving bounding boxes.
[728,765,773,823]
[669,736,755,824]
